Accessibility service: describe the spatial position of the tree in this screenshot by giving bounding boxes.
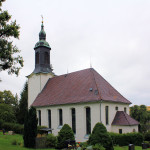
[16,82,28,124]
[88,122,114,150]
[23,107,37,148]
[0,0,23,76]
[130,105,150,124]
[0,103,16,122]
[57,124,75,149]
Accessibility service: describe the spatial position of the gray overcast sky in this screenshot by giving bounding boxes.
[0,0,150,106]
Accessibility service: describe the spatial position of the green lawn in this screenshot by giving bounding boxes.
[0,132,150,150]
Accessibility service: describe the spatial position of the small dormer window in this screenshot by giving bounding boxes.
[115,106,118,111]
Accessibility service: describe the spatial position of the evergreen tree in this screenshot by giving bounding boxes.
[17,81,28,124]
[88,122,114,150]
[0,0,23,76]
[57,124,75,149]
[23,107,37,148]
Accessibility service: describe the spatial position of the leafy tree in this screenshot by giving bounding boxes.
[0,0,23,76]
[23,107,37,148]
[88,122,114,150]
[57,124,75,149]
[16,82,28,124]
[0,103,16,122]
[130,105,150,124]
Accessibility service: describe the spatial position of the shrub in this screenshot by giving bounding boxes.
[57,124,75,149]
[93,144,105,150]
[1,122,24,134]
[88,123,113,150]
[145,131,150,141]
[109,132,143,146]
[46,134,57,148]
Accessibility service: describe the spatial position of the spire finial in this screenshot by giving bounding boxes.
[41,15,44,24]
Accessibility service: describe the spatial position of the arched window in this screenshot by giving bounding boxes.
[71,108,76,134]
[48,109,51,128]
[36,52,39,64]
[38,110,41,126]
[59,109,63,126]
[86,107,91,134]
[105,106,109,125]
[124,107,127,113]
[44,52,49,64]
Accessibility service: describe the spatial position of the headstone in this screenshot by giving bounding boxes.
[142,143,147,149]
[129,144,134,150]
[8,131,13,135]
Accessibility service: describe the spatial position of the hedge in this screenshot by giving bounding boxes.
[1,122,24,134]
[109,132,143,146]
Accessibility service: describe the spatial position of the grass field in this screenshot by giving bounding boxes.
[0,132,150,150]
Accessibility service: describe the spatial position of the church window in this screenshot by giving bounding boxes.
[36,52,39,64]
[38,110,41,126]
[86,107,91,135]
[44,52,49,64]
[48,109,51,128]
[119,129,122,134]
[115,106,118,111]
[71,108,76,134]
[105,106,109,125]
[124,107,127,113]
[59,109,63,126]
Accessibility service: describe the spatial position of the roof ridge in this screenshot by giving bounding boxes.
[122,111,131,125]
[90,68,102,100]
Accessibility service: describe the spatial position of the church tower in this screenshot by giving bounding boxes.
[28,21,54,108]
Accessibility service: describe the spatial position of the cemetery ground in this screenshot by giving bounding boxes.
[0,132,150,150]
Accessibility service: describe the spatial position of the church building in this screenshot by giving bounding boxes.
[28,22,139,142]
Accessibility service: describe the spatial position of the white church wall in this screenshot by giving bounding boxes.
[111,125,138,133]
[36,101,130,142]
[101,102,129,131]
[28,73,53,108]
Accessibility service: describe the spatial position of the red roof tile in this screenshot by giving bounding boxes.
[32,68,131,107]
[112,111,139,126]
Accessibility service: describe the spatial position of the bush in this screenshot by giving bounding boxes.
[88,123,113,150]
[93,144,105,150]
[145,131,150,141]
[109,132,143,146]
[57,124,75,149]
[1,122,24,134]
[46,134,57,148]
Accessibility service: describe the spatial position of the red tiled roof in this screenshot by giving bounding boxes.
[112,111,139,126]
[32,68,131,107]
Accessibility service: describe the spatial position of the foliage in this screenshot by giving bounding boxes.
[57,124,75,149]
[109,132,143,146]
[130,105,150,124]
[16,82,28,124]
[0,103,16,122]
[0,0,23,76]
[1,122,23,134]
[23,107,37,148]
[46,134,57,148]
[144,131,150,141]
[93,144,105,150]
[88,122,114,150]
